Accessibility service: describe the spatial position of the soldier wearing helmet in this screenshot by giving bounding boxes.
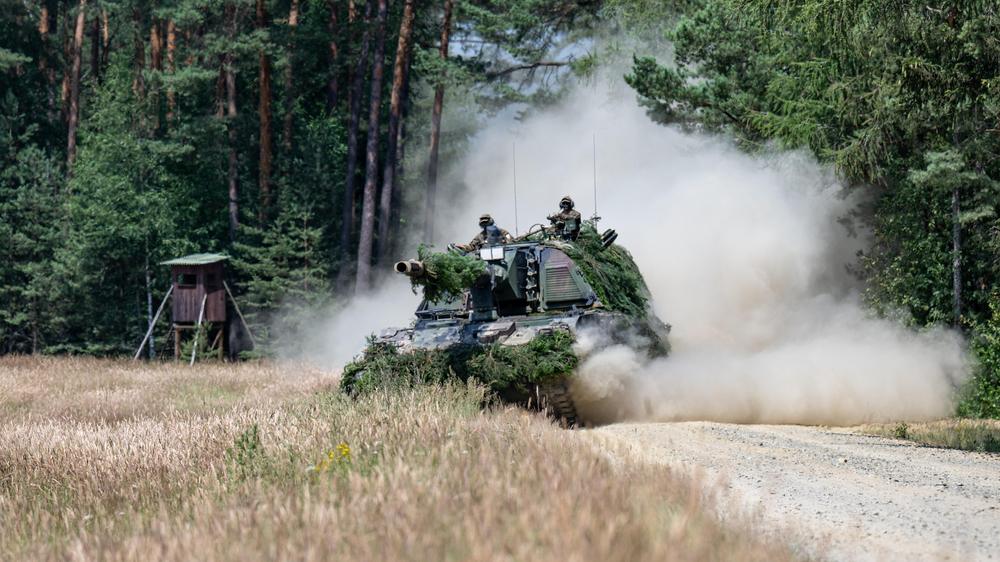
[456,213,513,252]
[547,196,582,240]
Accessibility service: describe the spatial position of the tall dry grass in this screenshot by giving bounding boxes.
[858,418,1000,453]
[0,357,801,561]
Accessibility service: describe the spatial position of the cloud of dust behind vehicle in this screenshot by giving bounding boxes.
[442,79,968,425]
[298,277,420,371]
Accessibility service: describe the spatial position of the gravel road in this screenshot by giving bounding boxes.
[593,423,1000,562]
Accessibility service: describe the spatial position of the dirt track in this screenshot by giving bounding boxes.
[594,423,1000,562]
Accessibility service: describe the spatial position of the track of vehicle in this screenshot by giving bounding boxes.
[539,380,579,427]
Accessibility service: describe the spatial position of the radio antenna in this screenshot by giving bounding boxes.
[592,133,599,222]
[512,141,520,235]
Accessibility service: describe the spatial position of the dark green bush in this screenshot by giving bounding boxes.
[958,302,1000,418]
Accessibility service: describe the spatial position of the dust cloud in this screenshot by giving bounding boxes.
[301,277,419,369]
[309,70,969,425]
[443,82,968,426]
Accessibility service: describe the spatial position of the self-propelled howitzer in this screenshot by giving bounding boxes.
[341,223,670,426]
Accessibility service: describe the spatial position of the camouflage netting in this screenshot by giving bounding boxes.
[341,331,577,402]
[408,224,651,315]
[408,245,485,303]
[558,223,652,317]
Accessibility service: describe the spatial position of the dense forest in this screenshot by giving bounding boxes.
[1,1,997,415]
[0,0,599,354]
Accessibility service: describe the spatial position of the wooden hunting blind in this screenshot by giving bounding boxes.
[133,253,254,362]
[164,254,227,323]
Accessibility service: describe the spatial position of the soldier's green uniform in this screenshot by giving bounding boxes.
[547,196,582,240]
[457,213,513,252]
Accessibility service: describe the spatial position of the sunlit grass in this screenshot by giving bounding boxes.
[0,356,803,561]
[858,418,1000,453]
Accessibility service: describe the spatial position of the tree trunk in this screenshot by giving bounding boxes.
[376,0,415,263]
[340,0,371,265]
[150,21,163,72]
[184,29,195,67]
[282,0,300,154]
[61,2,71,120]
[132,7,145,99]
[149,17,163,132]
[257,0,273,223]
[326,0,340,111]
[392,45,413,234]
[952,184,962,327]
[145,247,155,359]
[101,8,109,71]
[215,64,226,118]
[31,313,38,355]
[424,0,454,243]
[66,0,87,172]
[150,18,163,71]
[38,4,49,65]
[225,4,239,242]
[39,2,57,122]
[354,0,388,293]
[89,12,100,82]
[166,19,177,124]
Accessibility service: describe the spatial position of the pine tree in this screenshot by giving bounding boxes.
[232,202,333,354]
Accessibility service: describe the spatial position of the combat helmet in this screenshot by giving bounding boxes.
[559,196,574,210]
[479,213,495,227]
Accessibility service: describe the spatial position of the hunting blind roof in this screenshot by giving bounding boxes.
[160,253,229,266]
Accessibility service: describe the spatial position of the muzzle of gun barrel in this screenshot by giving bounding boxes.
[394,260,425,277]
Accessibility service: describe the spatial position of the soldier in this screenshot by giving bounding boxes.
[547,195,582,240]
[456,213,513,252]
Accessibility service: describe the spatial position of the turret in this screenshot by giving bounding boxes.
[395,242,599,320]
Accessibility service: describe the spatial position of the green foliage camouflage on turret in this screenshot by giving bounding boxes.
[408,245,486,303]
[557,224,652,317]
[409,224,652,314]
[341,330,577,401]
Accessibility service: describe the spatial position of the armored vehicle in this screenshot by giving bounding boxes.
[340,222,670,425]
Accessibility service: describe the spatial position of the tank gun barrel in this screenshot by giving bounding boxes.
[394,259,428,278]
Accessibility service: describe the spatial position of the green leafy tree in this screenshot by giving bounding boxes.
[624,0,1000,416]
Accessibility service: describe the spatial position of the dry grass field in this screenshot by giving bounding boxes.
[0,357,800,561]
[858,418,1000,453]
